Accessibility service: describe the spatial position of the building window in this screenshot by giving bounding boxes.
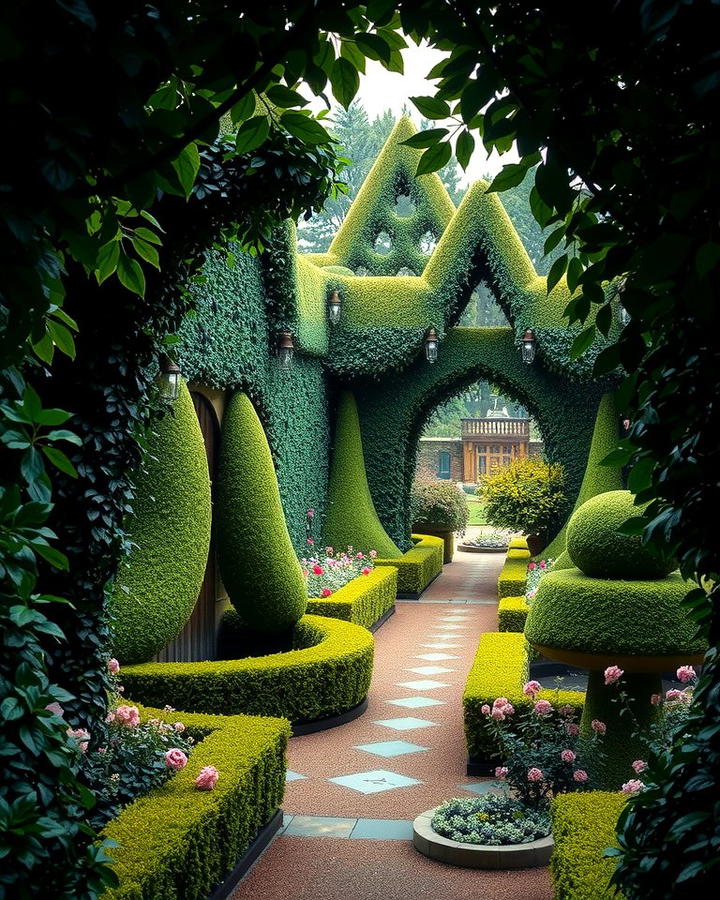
[438,450,451,479]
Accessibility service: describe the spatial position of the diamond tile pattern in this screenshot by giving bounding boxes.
[396,679,450,691]
[329,769,422,794]
[285,771,307,782]
[385,696,445,709]
[415,653,459,661]
[420,643,462,649]
[353,740,428,758]
[406,665,454,675]
[457,780,505,796]
[285,816,355,837]
[373,716,439,731]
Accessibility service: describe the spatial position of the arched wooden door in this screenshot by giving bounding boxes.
[154,391,219,662]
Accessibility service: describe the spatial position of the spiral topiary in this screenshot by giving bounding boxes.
[566,490,676,579]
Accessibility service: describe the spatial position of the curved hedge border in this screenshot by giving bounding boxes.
[374,533,444,595]
[550,792,627,900]
[102,706,289,900]
[120,614,374,725]
[498,550,530,599]
[305,566,397,630]
[498,596,529,633]
[463,631,584,761]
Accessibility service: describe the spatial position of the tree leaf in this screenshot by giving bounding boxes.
[400,128,448,149]
[265,85,309,109]
[546,254,568,293]
[130,236,160,270]
[280,111,330,145]
[47,321,76,359]
[570,323,596,359]
[235,115,270,154]
[355,32,391,63]
[170,142,200,198]
[41,445,78,479]
[340,40,366,74]
[116,253,146,297]
[456,130,475,171]
[416,141,452,176]
[410,95,451,119]
[487,162,528,192]
[329,57,360,109]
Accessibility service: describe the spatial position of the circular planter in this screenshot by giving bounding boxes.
[413,808,553,869]
[458,542,509,554]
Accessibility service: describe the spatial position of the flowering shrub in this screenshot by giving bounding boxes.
[525,558,553,602]
[301,546,377,598]
[481,683,600,808]
[478,457,566,538]
[431,793,551,845]
[410,481,469,532]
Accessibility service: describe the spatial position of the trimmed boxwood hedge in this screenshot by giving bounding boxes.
[119,614,374,724]
[498,550,530,599]
[109,382,212,664]
[550,792,627,900]
[463,631,584,760]
[305,566,397,630]
[498,595,529,632]
[102,706,289,900]
[373,533,444,594]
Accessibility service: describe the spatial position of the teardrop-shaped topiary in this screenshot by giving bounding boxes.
[566,490,676,580]
[216,392,307,633]
[109,382,212,663]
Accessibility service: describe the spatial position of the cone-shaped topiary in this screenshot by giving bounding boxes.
[216,392,307,633]
[109,382,212,663]
[566,490,676,579]
[324,392,402,558]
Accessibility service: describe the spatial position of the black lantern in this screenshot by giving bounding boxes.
[521,329,536,365]
[159,356,181,401]
[328,289,342,324]
[277,330,294,370]
[425,328,439,363]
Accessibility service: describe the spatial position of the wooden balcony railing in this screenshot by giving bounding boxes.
[461,418,529,437]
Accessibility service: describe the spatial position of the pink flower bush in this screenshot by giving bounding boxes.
[164,748,188,770]
[676,666,696,683]
[356,552,364,559]
[522,680,541,698]
[306,538,314,545]
[174,722,185,733]
[481,704,491,715]
[320,588,333,597]
[528,562,537,570]
[533,699,553,715]
[494,766,508,779]
[665,689,686,702]
[303,547,377,598]
[604,665,624,685]
[565,722,580,736]
[369,550,377,558]
[45,702,64,718]
[491,707,507,721]
[561,749,576,763]
[622,779,644,794]
[195,765,220,790]
[591,719,607,734]
[306,509,315,518]
[539,560,547,569]
[107,658,120,675]
[527,767,544,782]
[361,566,371,575]
[67,728,90,752]
[115,705,140,728]
[632,760,647,774]
[558,705,574,717]
[573,770,588,783]
[312,564,324,575]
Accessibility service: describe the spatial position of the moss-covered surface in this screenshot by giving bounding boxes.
[550,792,626,900]
[109,382,212,664]
[102,706,288,900]
[324,391,402,559]
[373,533,444,594]
[121,614,373,723]
[566,490,676,579]
[525,568,703,656]
[216,391,307,633]
[498,595,529,632]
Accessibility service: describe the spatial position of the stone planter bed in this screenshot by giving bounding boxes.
[458,542,509,553]
[413,808,553,869]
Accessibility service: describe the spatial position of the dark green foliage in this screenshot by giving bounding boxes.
[567,491,675,580]
[102,707,289,900]
[374,534,444,594]
[411,481,469,531]
[525,569,704,657]
[324,392,402,559]
[109,383,211,662]
[120,615,374,723]
[217,392,307,633]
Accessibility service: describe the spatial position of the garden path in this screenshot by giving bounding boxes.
[231,549,552,900]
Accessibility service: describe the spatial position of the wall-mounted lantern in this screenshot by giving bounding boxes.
[159,355,181,401]
[277,330,295,371]
[425,328,439,363]
[521,329,536,365]
[328,289,342,324]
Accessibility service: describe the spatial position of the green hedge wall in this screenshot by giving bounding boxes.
[374,534,444,594]
[120,614,374,724]
[498,596,529,632]
[102,707,288,900]
[109,382,212,664]
[498,552,530,600]
[305,566,397,630]
[551,792,627,900]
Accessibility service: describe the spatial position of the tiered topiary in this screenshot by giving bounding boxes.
[525,490,706,788]
[216,391,307,634]
[410,480,469,562]
[109,382,212,663]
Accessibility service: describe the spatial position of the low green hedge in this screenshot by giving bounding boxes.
[508,537,529,550]
[305,566,397,629]
[498,595,529,632]
[551,792,626,900]
[498,550,530,599]
[102,706,289,900]
[463,631,584,760]
[120,615,374,724]
[374,533,444,594]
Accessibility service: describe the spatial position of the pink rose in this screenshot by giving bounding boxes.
[533,699,553,715]
[539,560,547,569]
[494,767,508,779]
[356,552,364,559]
[528,562,537,570]
[527,767,544,782]
[491,708,506,721]
[306,509,315,518]
[195,765,220,790]
[312,564,324,575]
[67,728,90,753]
[492,697,510,709]
[650,693,661,706]
[107,658,120,675]
[306,538,314,545]
[115,705,140,727]
[573,769,588,783]
[481,704,491,715]
[97,747,107,754]
[522,680,542,698]
[45,702,64,718]
[604,665,624,686]
[632,760,647,774]
[174,722,186,733]
[561,749,576,763]
[325,547,334,555]
[591,719,606,734]
[565,723,580,736]
[558,705,574,717]
[105,711,116,723]
[665,689,685,702]
[622,779,644,794]
[164,748,188,770]
[320,588,333,598]
[676,666,696,684]
[369,550,377,558]
[361,567,371,575]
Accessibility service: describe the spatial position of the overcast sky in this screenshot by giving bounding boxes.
[306,42,519,186]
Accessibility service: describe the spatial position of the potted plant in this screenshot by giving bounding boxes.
[410,481,469,563]
[477,457,566,556]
